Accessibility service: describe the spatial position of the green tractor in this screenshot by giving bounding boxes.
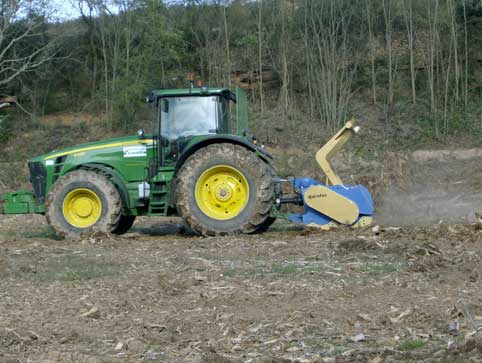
[1,86,374,238]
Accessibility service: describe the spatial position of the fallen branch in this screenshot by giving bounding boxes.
[0,96,17,110]
[457,291,482,335]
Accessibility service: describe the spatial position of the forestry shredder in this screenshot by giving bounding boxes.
[1,87,373,237]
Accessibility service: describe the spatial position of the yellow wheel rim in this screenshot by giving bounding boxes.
[195,165,250,220]
[62,188,102,228]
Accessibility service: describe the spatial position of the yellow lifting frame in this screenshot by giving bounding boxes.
[316,118,359,186]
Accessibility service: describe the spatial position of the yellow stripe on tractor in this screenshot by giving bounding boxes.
[45,139,154,160]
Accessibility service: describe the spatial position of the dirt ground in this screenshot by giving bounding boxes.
[0,215,481,363]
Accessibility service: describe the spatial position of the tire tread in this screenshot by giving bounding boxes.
[175,143,275,236]
[46,170,122,238]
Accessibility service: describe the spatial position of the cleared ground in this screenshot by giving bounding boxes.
[0,215,481,363]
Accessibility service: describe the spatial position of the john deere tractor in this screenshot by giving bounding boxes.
[1,87,374,237]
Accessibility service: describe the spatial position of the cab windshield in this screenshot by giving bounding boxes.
[160,96,220,140]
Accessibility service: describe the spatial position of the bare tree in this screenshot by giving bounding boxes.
[382,0,394,108]
[278,0,290,112]
[307,0,357,131]
[402,0,416,105]
[364,0,377,104]
[462,0,469,108]
[420,0,440,114]
[257,0,264,115]
[73,0,98,99]
[222,3,231,90]
[303,0,314,117]
[447,0,459,102]
[441,32,452,136]
[0,0,57,88]
[75,0,131,127]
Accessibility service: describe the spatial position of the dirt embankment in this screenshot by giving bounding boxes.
[0,216,481,362]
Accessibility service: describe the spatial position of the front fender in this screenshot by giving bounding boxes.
[76,163,131,209]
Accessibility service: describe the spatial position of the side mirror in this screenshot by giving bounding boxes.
[137,129,145,139]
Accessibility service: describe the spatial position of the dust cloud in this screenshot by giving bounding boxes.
[376,151,482,226]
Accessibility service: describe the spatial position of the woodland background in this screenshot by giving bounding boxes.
[1,0,482,167]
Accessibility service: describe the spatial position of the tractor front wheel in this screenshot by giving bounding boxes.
[175,143,274,236]
[46,170,122,238]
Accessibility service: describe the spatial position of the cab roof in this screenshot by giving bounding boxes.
[147,87,235,103]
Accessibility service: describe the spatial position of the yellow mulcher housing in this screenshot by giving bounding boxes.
[279,119,374,229]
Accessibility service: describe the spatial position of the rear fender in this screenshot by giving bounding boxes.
[175,135,272,174]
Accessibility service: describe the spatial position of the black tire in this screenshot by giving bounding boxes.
[175,143,275,236]
[46,170,122,238]
[257,216,276,233]
[111,215,136,235]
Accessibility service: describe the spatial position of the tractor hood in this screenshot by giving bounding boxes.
[29,135,154,163]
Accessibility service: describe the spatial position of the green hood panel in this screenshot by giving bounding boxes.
[27,135,156,195]
[35,136,154,161]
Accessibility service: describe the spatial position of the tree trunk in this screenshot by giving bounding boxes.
[365,0,377,105]
[223,5,231,90]
[257,0,264,115]
[403,0,416,105]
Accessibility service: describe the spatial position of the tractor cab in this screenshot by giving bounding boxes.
[146,87,249,166]
[159,91,232,137]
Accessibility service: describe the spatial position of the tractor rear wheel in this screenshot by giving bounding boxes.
[175,143,274,236]
[46,170,122,238]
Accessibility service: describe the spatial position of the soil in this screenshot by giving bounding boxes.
[1,215,481,363]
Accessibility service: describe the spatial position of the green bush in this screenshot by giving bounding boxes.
[0,114,14,143]
[112,77,149,131]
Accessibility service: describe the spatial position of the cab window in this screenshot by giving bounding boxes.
[160,96,218,140]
